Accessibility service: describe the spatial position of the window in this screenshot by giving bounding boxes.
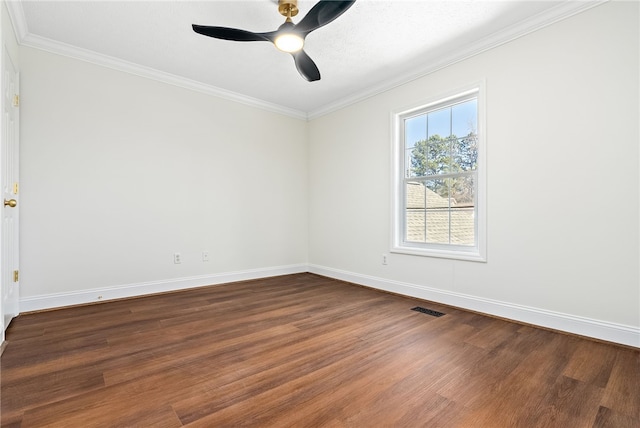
[392,85,486,261]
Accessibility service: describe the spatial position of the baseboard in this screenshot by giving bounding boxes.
[17,263,639,348]
[308,264,640,348]
[19,264,308,313]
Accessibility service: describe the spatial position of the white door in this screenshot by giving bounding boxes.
[1,48,19,335]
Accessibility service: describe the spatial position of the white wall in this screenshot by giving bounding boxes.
[308,1,639,343]
[19,46,308,302]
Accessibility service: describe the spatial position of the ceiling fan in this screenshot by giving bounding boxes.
[192,0,356,82]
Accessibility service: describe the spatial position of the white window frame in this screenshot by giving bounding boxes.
[391,82,486,262]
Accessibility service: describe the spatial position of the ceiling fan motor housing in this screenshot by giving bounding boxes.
[279,0,299,18]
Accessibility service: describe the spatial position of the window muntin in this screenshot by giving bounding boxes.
[392,87,485,261]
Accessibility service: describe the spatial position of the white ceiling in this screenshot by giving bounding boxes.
[8,0,602,119]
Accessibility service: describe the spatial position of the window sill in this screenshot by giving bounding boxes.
[390,245,487,262]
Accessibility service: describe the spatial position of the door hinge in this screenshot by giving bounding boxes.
[13,270,19,282]
[13,182,18,195]
[12,94,19,107]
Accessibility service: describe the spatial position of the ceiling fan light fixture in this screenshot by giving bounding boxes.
[274,32,304,52]
[192,0,356,81]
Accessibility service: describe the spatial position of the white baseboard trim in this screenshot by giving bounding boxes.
[19,264,308,313]
[308,264,640,348]
[17,263,638,348]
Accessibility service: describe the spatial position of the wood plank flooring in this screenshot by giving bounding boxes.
[1,273,638,427]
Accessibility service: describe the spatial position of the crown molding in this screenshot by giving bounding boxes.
[306,0,608,119]
[5,0,308,120]
[6,0,606,121]
[21,33,309,120]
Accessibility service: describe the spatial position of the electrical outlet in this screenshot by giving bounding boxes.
[174,252,182,264]
[202,251,209,262]
[382,253,388,265]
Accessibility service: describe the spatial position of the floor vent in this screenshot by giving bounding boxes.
[411,306,445,317]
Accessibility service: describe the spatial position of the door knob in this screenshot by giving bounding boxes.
[4,199,17,207]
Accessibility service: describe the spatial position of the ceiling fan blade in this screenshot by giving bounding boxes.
[292,50,321,82]
[295,0,356,35]
[192,24,269,42]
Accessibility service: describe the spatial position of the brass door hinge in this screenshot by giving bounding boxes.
[13,270,19,282]
[12,94,19,107]
[13,182,18,195]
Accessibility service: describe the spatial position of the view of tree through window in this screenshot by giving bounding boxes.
[403,97,478,246]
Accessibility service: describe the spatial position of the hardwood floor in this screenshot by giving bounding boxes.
[1,273,638,427]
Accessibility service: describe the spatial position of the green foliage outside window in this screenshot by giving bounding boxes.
[409,132,477,206]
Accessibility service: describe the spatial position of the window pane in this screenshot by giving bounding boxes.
[450,175,474,207]
[450,175,475,246]
[405,115,426,149]
[407,144,426,177]
[427,108,450,138]
[451,134,478,172]
[425,179,450,244]
[452,99,477,138]
[406,115,427,178]
[427,135,451,175]
[405,182,426,242]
